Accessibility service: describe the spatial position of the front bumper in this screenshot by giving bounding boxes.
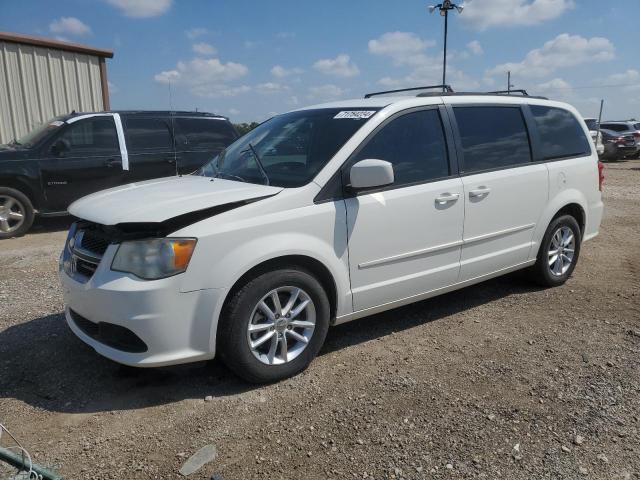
[59,244,225,367]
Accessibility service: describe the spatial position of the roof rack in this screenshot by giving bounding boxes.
[486,89,530,96]
[364,84,453,98]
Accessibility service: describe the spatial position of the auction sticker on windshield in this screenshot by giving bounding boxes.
[334,111,377,119]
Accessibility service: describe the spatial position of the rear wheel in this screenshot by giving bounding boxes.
[0,187,34,239]
[218,267,330,383]
[529,214,581,287]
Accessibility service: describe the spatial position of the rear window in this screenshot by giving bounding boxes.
[531,106,591,160]
[584,119,598,131]
[175,118,237,150]
[601,123,627,132]
[453,106,532,173]
[125,117,173,151]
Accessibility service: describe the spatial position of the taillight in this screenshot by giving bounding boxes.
[598,161,604,192]
[634,132,640,138]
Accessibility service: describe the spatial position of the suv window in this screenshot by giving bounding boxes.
[601,123,626,132]
[531,106,591,159]
[634,123,640,130]
[175,118,236,150]
[58,117,119,154]
[352,109,449,186]
[454,106,531,173]
[125,117,173,151]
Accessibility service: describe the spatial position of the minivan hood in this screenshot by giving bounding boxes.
[69,175,283,226]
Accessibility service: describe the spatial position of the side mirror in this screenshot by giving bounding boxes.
[51,139,70,156]
[349,159,394,190]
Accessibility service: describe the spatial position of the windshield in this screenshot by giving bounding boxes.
[200,108,380,187]
[13,117,66,147]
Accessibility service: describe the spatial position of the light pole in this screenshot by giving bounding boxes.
[429,1,464,91]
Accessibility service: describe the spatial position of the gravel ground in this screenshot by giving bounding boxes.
[1,160,639,480]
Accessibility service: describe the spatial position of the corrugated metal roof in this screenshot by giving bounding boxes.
[0,32,113,58]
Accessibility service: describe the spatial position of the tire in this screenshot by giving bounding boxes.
[217,267,330,383]
[0,187,34,239]
[529,214,582,287]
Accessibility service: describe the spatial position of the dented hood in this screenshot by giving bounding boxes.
[69,175,283,226]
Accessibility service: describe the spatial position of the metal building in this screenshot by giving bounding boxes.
[0,32,113,144]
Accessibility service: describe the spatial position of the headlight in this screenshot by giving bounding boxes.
[111,238,197,280]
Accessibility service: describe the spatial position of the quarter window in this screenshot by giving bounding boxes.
[454,106,531,173]
[59,117,119,153]
[531,106,591,159]
[125,118,173,151]
[352,109,450,187]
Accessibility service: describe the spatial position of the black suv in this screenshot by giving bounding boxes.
[0,111,238,238]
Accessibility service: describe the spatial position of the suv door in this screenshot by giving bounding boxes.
[39,115,123,211]
[123,116,177,182]
[448,104,548,281]
[173,117,238,174]
[344,107,464,311]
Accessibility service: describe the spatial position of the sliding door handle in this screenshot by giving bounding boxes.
[435,193,460,205]
[469,187,491,199]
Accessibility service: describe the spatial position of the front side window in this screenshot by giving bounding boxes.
[58,117,119,154]
[125,118,173,151]
[175,118,237,150]
[200,108,379,188]
[454,106,531,173]
[351,109,449,186]
[531,105,591,159]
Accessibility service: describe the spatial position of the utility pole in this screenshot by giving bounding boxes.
[429,1,464,92]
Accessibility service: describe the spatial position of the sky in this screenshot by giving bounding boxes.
[2,0,640,123]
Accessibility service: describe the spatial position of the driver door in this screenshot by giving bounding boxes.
[40,115,124,211]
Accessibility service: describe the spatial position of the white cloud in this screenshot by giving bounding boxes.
[307,84,347,101]
[313,54,360,78]
[368,31,436,67]
[276,32,296,39]
[271,65,304,78]
[106,0,172,18]
[186,27,208,39]
[107,81,119,94]
[600,69,640,85]
[154,57,249,98]
[467,40,483,55]
[255,82,290,95]
[461,0,574,30]
[536,77,572,92]
[192,42,217,56]
[49,17,91,36]
[228,108,240,116]
[486,34,615,79]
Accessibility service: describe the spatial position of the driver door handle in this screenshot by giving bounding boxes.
[469,187,491,199]
[104,158,122,168]
[435,193,460,205]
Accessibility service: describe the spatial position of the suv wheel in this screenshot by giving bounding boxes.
[530,214,581,287]
[0,187,34,239]
[218,267,330,383]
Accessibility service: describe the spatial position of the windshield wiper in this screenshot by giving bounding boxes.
[244,142,270,186]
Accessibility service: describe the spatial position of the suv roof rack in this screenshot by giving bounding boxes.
[486,89,530,96]
[364,84,453,98]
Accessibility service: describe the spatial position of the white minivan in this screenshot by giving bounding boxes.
[60,89,604,382]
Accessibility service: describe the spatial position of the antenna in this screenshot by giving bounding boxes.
[168,81,178,176]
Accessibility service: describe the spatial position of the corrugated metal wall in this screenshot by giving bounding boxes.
[0,41,105,144]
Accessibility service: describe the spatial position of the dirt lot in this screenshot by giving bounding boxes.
[1,160,639,480]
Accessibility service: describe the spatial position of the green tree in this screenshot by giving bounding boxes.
[234,122,260,136]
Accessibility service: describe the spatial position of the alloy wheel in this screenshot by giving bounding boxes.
[548,226,575,277]
[0,195,25,234]
[247,286,316,365]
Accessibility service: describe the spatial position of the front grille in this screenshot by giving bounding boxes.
[67,224,115,282]
[70,310,148,353]
[80,228,111,256]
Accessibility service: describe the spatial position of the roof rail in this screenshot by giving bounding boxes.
[486,89,530,96]
[364,84,453,99]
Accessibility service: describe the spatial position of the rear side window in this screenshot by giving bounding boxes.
[59,117,119,154]
[352,109,449,187]
[125,117,173,151]
[531,106,591,159]
[175,118,237,150]
[634,123,640,130]
[454,106,531,173]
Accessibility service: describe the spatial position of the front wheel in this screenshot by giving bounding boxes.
[218,267,330,383]
[0,187,34,239]
[529,214,582,287]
